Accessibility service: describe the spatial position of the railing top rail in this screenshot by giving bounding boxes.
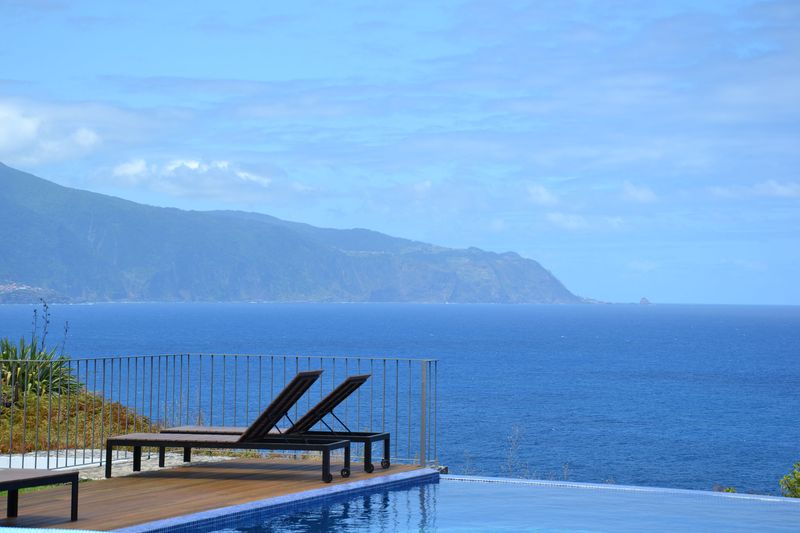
[66,353,438,363]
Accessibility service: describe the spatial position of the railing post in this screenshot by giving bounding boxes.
[419,360,427,466]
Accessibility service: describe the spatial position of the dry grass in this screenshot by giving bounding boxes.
[0,390,151,453]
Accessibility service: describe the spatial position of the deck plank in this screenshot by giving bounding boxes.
[0,458,417,530]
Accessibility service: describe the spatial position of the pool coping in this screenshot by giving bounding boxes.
[442,475,800,504]
[0,529,103,533]
[114,467,440,533]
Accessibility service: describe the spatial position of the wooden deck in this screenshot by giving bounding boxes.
[0,458,418,530]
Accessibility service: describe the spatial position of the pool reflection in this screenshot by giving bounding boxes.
[212,482,437,533]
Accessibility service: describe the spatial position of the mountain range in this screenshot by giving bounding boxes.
[0,162,583,304]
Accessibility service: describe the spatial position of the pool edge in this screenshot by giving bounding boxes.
[441,475,800,504]
[114,467,440,533]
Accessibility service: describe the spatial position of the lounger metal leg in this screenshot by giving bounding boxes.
[344,442,351,469]
[133,446,142,472]
[183,447,191,462]
[322,449,332,483]
[383,436,391,468]
[7,489,18,518]
[71,478,79,521]
[105,443,113,478]
[364,440,373,472]
[158,447,166,467]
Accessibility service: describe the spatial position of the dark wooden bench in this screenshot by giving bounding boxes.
[0,468,78,521]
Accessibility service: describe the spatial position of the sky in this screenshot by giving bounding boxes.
[0,0,798,305]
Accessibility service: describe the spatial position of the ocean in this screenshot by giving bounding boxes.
[0,302,798,495]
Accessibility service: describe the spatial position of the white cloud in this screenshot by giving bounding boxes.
[546,212,586,230]
[113,158,148,177]
[621,181,657,203]
[753,180,800,198]
[708,185,737,198]
[627,259,659,273]
[103,157,277,201]
[0,104,41,151]
[412,180,432,194]
[709,180,800,199]
[165,159,206,173]
[112,158,149,185]
[527,184,558,205]
[0,100,101,164]
[72,127,100,148]
[290,182,317,193]
[235,169,272,187]
[489,218,506,231]
[725,258,768,272]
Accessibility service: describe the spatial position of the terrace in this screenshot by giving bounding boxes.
[0,457,431,530]
[0,353,439,530]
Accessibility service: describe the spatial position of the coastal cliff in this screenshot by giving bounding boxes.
[0,163,582,304]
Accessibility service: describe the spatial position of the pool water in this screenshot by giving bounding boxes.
[209,476,800,532]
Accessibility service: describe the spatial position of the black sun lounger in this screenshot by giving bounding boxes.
[105,370,351,483]
[0,468,78,521]
[163,374,390,473]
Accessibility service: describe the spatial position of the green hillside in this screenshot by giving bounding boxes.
[0,163,582,304]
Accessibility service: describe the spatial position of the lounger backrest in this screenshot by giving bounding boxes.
[238,370,323,442]
[286,374,370,434]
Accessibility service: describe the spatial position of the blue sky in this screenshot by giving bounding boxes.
[1,0,798,304]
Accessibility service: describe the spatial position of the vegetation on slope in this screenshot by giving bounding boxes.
[0,390,151,454]
[0,162,582,304]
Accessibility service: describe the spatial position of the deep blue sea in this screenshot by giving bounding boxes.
[1,303,798,495]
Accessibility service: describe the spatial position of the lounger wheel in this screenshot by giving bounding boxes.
[365,463,375,473]
[323,472,333,483]
[341,467,350,478]
[381,459,390,469]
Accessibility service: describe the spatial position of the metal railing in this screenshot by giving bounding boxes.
[0,354,438,469]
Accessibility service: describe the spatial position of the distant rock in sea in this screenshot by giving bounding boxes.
[639,297,651,305]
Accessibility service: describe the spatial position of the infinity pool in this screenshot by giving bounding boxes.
[203,475,800,532]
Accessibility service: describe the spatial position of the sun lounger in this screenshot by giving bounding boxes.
[105,370,351,483]
[0,468,78,521]
[163,374,391,472]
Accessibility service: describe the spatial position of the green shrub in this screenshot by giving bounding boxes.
[1,300,78,405]
[1,336,79,404]
[780,462,800,498]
